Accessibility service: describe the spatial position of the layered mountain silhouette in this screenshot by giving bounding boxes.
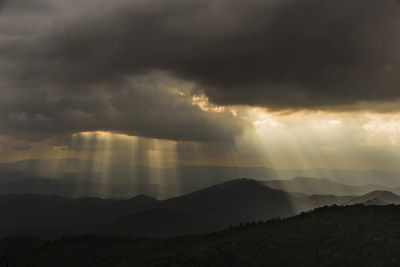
[1,178,400,239]
[0,177,168,199]
[104,179,299,237]
[345,190,400,205]
[0,179,297,238]
[1,166,398,199]
[3,159,400,197]
[264,176,392,196]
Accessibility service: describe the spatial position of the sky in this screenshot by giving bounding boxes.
[1,0,400,182]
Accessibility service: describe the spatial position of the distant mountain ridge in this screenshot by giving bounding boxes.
[346,190,400,205]
[264,176,393,196]
[104,179,299,237]
[3,159,400,196]
[1,178,400,239]
[0,177,169,199]
[0,179,301,238]
[0,166,398,199]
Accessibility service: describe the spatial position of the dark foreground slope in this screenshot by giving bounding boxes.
[4,205,400,267]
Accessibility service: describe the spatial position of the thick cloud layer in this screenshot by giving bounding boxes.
[0,0,399,141]
[0,72,244,142]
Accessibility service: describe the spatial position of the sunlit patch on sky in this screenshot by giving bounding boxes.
[3,107,400,170]
[2,89,400,198]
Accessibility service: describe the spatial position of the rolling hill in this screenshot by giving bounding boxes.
[264,176,391,196]
[3,159,400,196]
[345,190,400,205]
[4,205,400,267]
[103,179,300,237]
[0,178,399,239]
[0,179,349,239]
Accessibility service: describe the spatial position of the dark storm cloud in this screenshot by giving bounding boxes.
[199,0,400,108]
[0,74,244,142]
[20,0,397,109]
[0,0,247,142]
[0,0,400,141]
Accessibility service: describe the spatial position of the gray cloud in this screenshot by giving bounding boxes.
[0,0,399,141]
[199,0,400,109]
[0,73,244,142]
[25,0,398,108]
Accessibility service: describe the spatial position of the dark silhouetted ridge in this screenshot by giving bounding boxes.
[6,205,400,267]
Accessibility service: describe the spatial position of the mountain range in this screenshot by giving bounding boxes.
[2,159,400,197]
[1,164,400,199]
[263,176,393,196]
[1,178,400,239]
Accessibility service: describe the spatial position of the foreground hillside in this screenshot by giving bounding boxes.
[3,205,400,267]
